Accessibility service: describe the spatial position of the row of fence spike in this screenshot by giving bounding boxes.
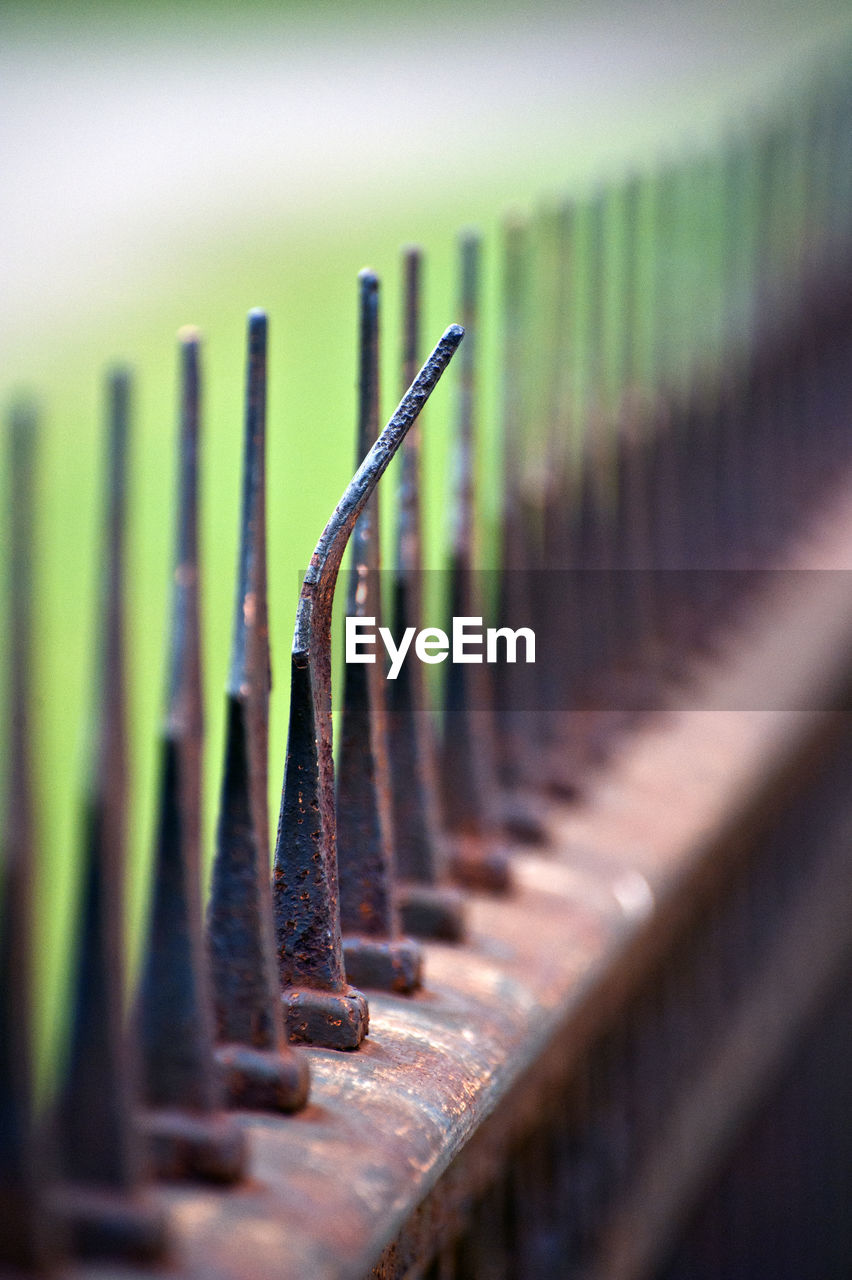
[1,291,464,1263]
[3,58,852,1270]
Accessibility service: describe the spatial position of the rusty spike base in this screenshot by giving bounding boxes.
[342,935,424,995]
[215,1043,310,1113]
[283,988,369,1051]
[501,792,551,847]
[448,834,514,896]
[397,882,467,943]
[140,1110,247,1184]
[52,1185,170,1264]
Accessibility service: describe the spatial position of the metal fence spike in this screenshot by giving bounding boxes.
[336,269,425,993]
[0,403,63,1273]
[534,202,586,799]
[388,246,467,943]
[440,231,515,894]
[207,311,310,1110]
[496,213,558,838]
[575,190,624,760]
[273,322,463,1048]
[53,369,169,1262]
[136,330,249,1179]
[611,174,662,704]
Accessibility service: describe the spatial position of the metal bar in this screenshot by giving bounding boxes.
[136,329,249,1182]
[496,211,553,842]
[337,270,424,994]
[389,246,468,943]
[440,231,514,893]
[53,369,170,1262]
[272,322,463,1048]
[206,310,310,1111]
[0,403,62,1272]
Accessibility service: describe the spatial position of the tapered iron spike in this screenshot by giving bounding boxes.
[272,322,463,1048]
[53,369,169,1262]
[534,201,586,800]
[620,173,643,396]
[751,124,789,553]
[681,153,726,594]
[646,160,688,656]
[440,230,515,894]
[389,246,467,943]
[0,403,63,1273]
[715,133,752,566]
[135,330,248,1181]
[544,199,575,485]
[649,161,678,400]
[611,174,662,701]
[576,191,620,744]
[493,214,553,839]
[336,270,425,993]
[586,186,609,418]
[498,215,539,581]
[670,154,724,650]
[207,310,310,1110]
[451,232,479,568]
[505,209,572,827]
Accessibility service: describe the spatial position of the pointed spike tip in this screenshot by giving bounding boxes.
[292,318,464,652]
[358,268,379,290]
[178,324,201,346]
[248,308,267,341]
[108,364,133,393]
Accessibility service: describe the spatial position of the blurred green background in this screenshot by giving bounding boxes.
[2,0,850,1087]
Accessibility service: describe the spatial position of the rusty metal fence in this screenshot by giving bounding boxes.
[2,51,852,1280]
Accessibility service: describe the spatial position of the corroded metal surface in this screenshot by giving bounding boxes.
[337,270,424,996]
[440,231,513,894]
[67,483,852,1280]
[53,370,170,1262]
[206,310,310,1112]
[271,323,463,1048]
[137,329,249,1181]
[388,246,467,945]
[0,404,62,1271]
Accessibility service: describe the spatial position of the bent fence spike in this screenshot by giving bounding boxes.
[336,270,424,993]
[272,322,464,1048]
[136,330,249,1180]
[389,246,467,943]
[0,403,62,1273]
[207,311,310,1110]
[52,369,170,1263]
[440,230,514,894]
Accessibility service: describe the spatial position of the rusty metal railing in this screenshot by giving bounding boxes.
[2,51,852,1280]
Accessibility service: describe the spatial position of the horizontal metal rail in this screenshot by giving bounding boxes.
[65,484,852,1280]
